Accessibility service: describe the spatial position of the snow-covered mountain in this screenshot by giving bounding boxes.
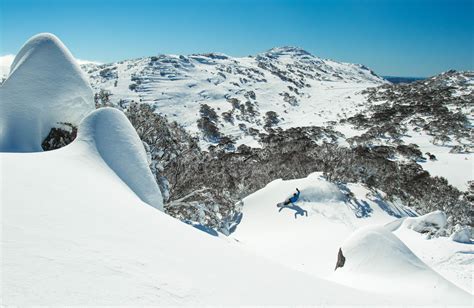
[1,33,472,305]
[83,46,386,147]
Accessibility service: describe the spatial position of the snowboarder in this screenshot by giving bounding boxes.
[278,188,300,207]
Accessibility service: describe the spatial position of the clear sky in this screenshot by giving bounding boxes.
[1,0,473,77]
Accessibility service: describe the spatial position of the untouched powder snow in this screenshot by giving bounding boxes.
[403,129,472,191]
[393,218,473,293]
[0,33,94,152]
[76,108,163,210]
[332,226,468,302]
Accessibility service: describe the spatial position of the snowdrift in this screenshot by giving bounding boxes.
[76,107,163,210]
[0,33,94,152]
[333,226,470,302]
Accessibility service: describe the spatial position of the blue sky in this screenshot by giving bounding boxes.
[1,0,473,77]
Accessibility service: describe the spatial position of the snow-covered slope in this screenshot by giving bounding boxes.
[0,33,94,152]
[1,112,389,305]
[231,173,473,302]
[83,46,386,147]
[2,123,471,305]
[333,225,469,301]
[232,173,410,277]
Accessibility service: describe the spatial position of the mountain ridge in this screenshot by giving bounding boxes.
[82,45,386,149]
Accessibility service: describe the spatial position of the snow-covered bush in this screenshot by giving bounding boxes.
[123,102,199,200]
[41,123,77,151]
[450,224,472,243]
[264,111,279,128]
[402,211,447,237]
[197,116,221,142]
[94,89,113,107]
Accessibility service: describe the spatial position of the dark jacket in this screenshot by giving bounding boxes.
[289,190,300,203]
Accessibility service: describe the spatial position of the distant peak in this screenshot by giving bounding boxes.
[192,52,230,60]
[265,46,313,57]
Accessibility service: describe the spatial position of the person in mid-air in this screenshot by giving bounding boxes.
[284,188,300,206]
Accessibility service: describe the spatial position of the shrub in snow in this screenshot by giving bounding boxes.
[356,72,472,149]
[98,67,117,79]
[449,145,472,154]
[197,104,221,142]
[165,188,240,233]
[129,83,138,91]
[221,111,234,124]
[227,97,241,110]
[264,111,279,128]
[244,90,256,100]
[197,116,221,142]
[199,104,219,122]
[41,123,77,151]
[94,89,113,108]
[159,123,471,232]
[217,136,236,153]
[123,102,198,201]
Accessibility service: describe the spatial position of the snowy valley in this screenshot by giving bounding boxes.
[0,33,472,305]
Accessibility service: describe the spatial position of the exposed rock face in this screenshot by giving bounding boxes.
[334,248,346,271]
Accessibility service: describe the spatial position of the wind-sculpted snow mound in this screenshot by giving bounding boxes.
[76,107,163,210]
[400,210,447,233]
[0,33,94,152]
[333,226,470,301]
[339,226,427,275]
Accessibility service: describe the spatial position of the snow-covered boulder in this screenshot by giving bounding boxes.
[0,33,94,152]
[450,224,472,244]
[76,107,163,211]
[401,210,447,235]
